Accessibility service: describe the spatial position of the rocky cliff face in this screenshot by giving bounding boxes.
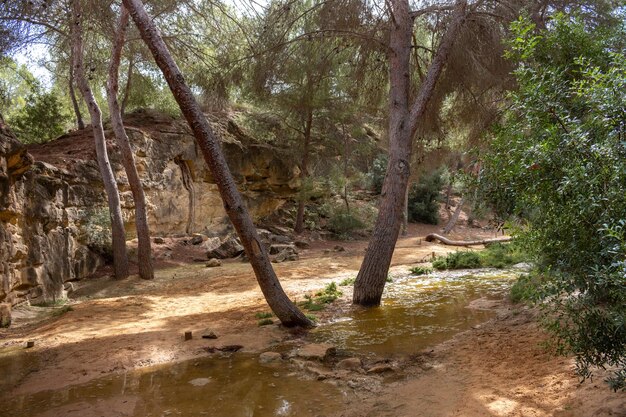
[0,109,299,307]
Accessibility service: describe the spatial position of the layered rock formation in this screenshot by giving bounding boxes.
[0,109,299,307]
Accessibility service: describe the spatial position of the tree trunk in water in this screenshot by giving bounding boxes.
[442,196,464,235]
[106,6,154,280]
[71,0,129,279]
[353,0,467,306]
[68,54,85,130]
[122,0,312,327]
[294,111,313,235]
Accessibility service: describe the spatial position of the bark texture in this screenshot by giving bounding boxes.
[106,5,154,280]
[442,196,465,235]
[425,233,512,246]
[68,53,84,130]
[294,111,313,235]
[71,0,129,279]
[122,0,312,327]
[353,0,467,306]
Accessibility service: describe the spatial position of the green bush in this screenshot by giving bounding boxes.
[299,282,343,311]
[410,266,433,275]
[10,89,70,143]
[84,208,113,261]
[328,208,365,236]
[432,251,481,270]
[483,15,626,389]
[509,274,540,303]
[408,169,444,225]
[480,243,527,268]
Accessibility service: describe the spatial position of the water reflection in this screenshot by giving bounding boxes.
[312,270,516,355]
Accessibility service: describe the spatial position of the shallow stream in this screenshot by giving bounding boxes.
[0,268,518,417]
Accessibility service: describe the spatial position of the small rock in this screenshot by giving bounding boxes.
[306,364,333,380]
[294,240,310,249]
[259,352,282,364]
[269,244,298,255]
[205,259,221,267]
[296,343,336,361]
[271,234,292,244]
[333,245,345,252]
[0,303,11,328]
[366,364,394,374]
[190,235,204,245]
[202,331,218,339]
[153,237,165,244]
[336,358,362,371]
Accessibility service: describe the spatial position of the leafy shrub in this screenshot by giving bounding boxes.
[258,318,274,326]
[328,208,365,236]
[339,277,356,286]
[255,312,273,319]
[299,282,343,311]
[483,15,626,388]
[432,251,481,270]
[10,89,70,143]
[410,266,433,275]
[480,243,527,268]
[84,208,113,261]
[408,169,444,225]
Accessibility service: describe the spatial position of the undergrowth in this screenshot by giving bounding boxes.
[432,243,528,270]
[299,282,342,311]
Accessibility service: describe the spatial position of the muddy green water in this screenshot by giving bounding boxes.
[312,269,517,355]
[0,354,345,417]
[0,269,517,417]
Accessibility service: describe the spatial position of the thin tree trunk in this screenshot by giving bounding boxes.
[442,195,464,234]
[71,0,129,279]
[121,56,133,115]
[106,5,154,280]
[122,0,312,328]
[294,110,313,234]
[68,53,85,130]
[353,0,467,306]
[401,183,409,236]
[342,123,350,213]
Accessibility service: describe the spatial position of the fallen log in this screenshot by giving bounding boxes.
[424,233,512,247]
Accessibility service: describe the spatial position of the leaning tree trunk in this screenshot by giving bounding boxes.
[353,0,467,306]
[294,110,313,235]
[122,0,312,327]
[68,52,85,130]
[71,0,129,279]
[442,196,465,235]
[106,5,154,280]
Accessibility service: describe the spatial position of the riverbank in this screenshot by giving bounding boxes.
[1,224,623,416]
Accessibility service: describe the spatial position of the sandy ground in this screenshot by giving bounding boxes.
[1,224,624,416]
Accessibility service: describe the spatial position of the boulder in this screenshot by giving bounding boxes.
[273,250,299,263]
[205,258,221,267]
[269,244,298,255]
[336,357,362,371]
[294,240,310,249]
[206,235,244,259]
[190,235,204,245]
[259,352,282,364]
[295,343,335,361]
[366,364,394,374]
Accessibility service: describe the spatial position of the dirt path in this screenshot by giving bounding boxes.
[1,224,624,416]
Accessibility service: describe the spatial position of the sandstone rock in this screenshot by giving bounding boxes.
[259,352,282,364]
[202,237,221,252]
[0,109,302,306]
[269,244,298,255]
[0,303,11,327]
[294,240,310,249]
[190,235,204,245]
[206,259,221,267]
[296,343,336,361]
[271,234,291,244]
[206,235,244,259]
[202,331,218,339]
[366,364,394,374]
[336,357,362,371]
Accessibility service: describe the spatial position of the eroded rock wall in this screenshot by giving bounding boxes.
[0,109,299,306]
